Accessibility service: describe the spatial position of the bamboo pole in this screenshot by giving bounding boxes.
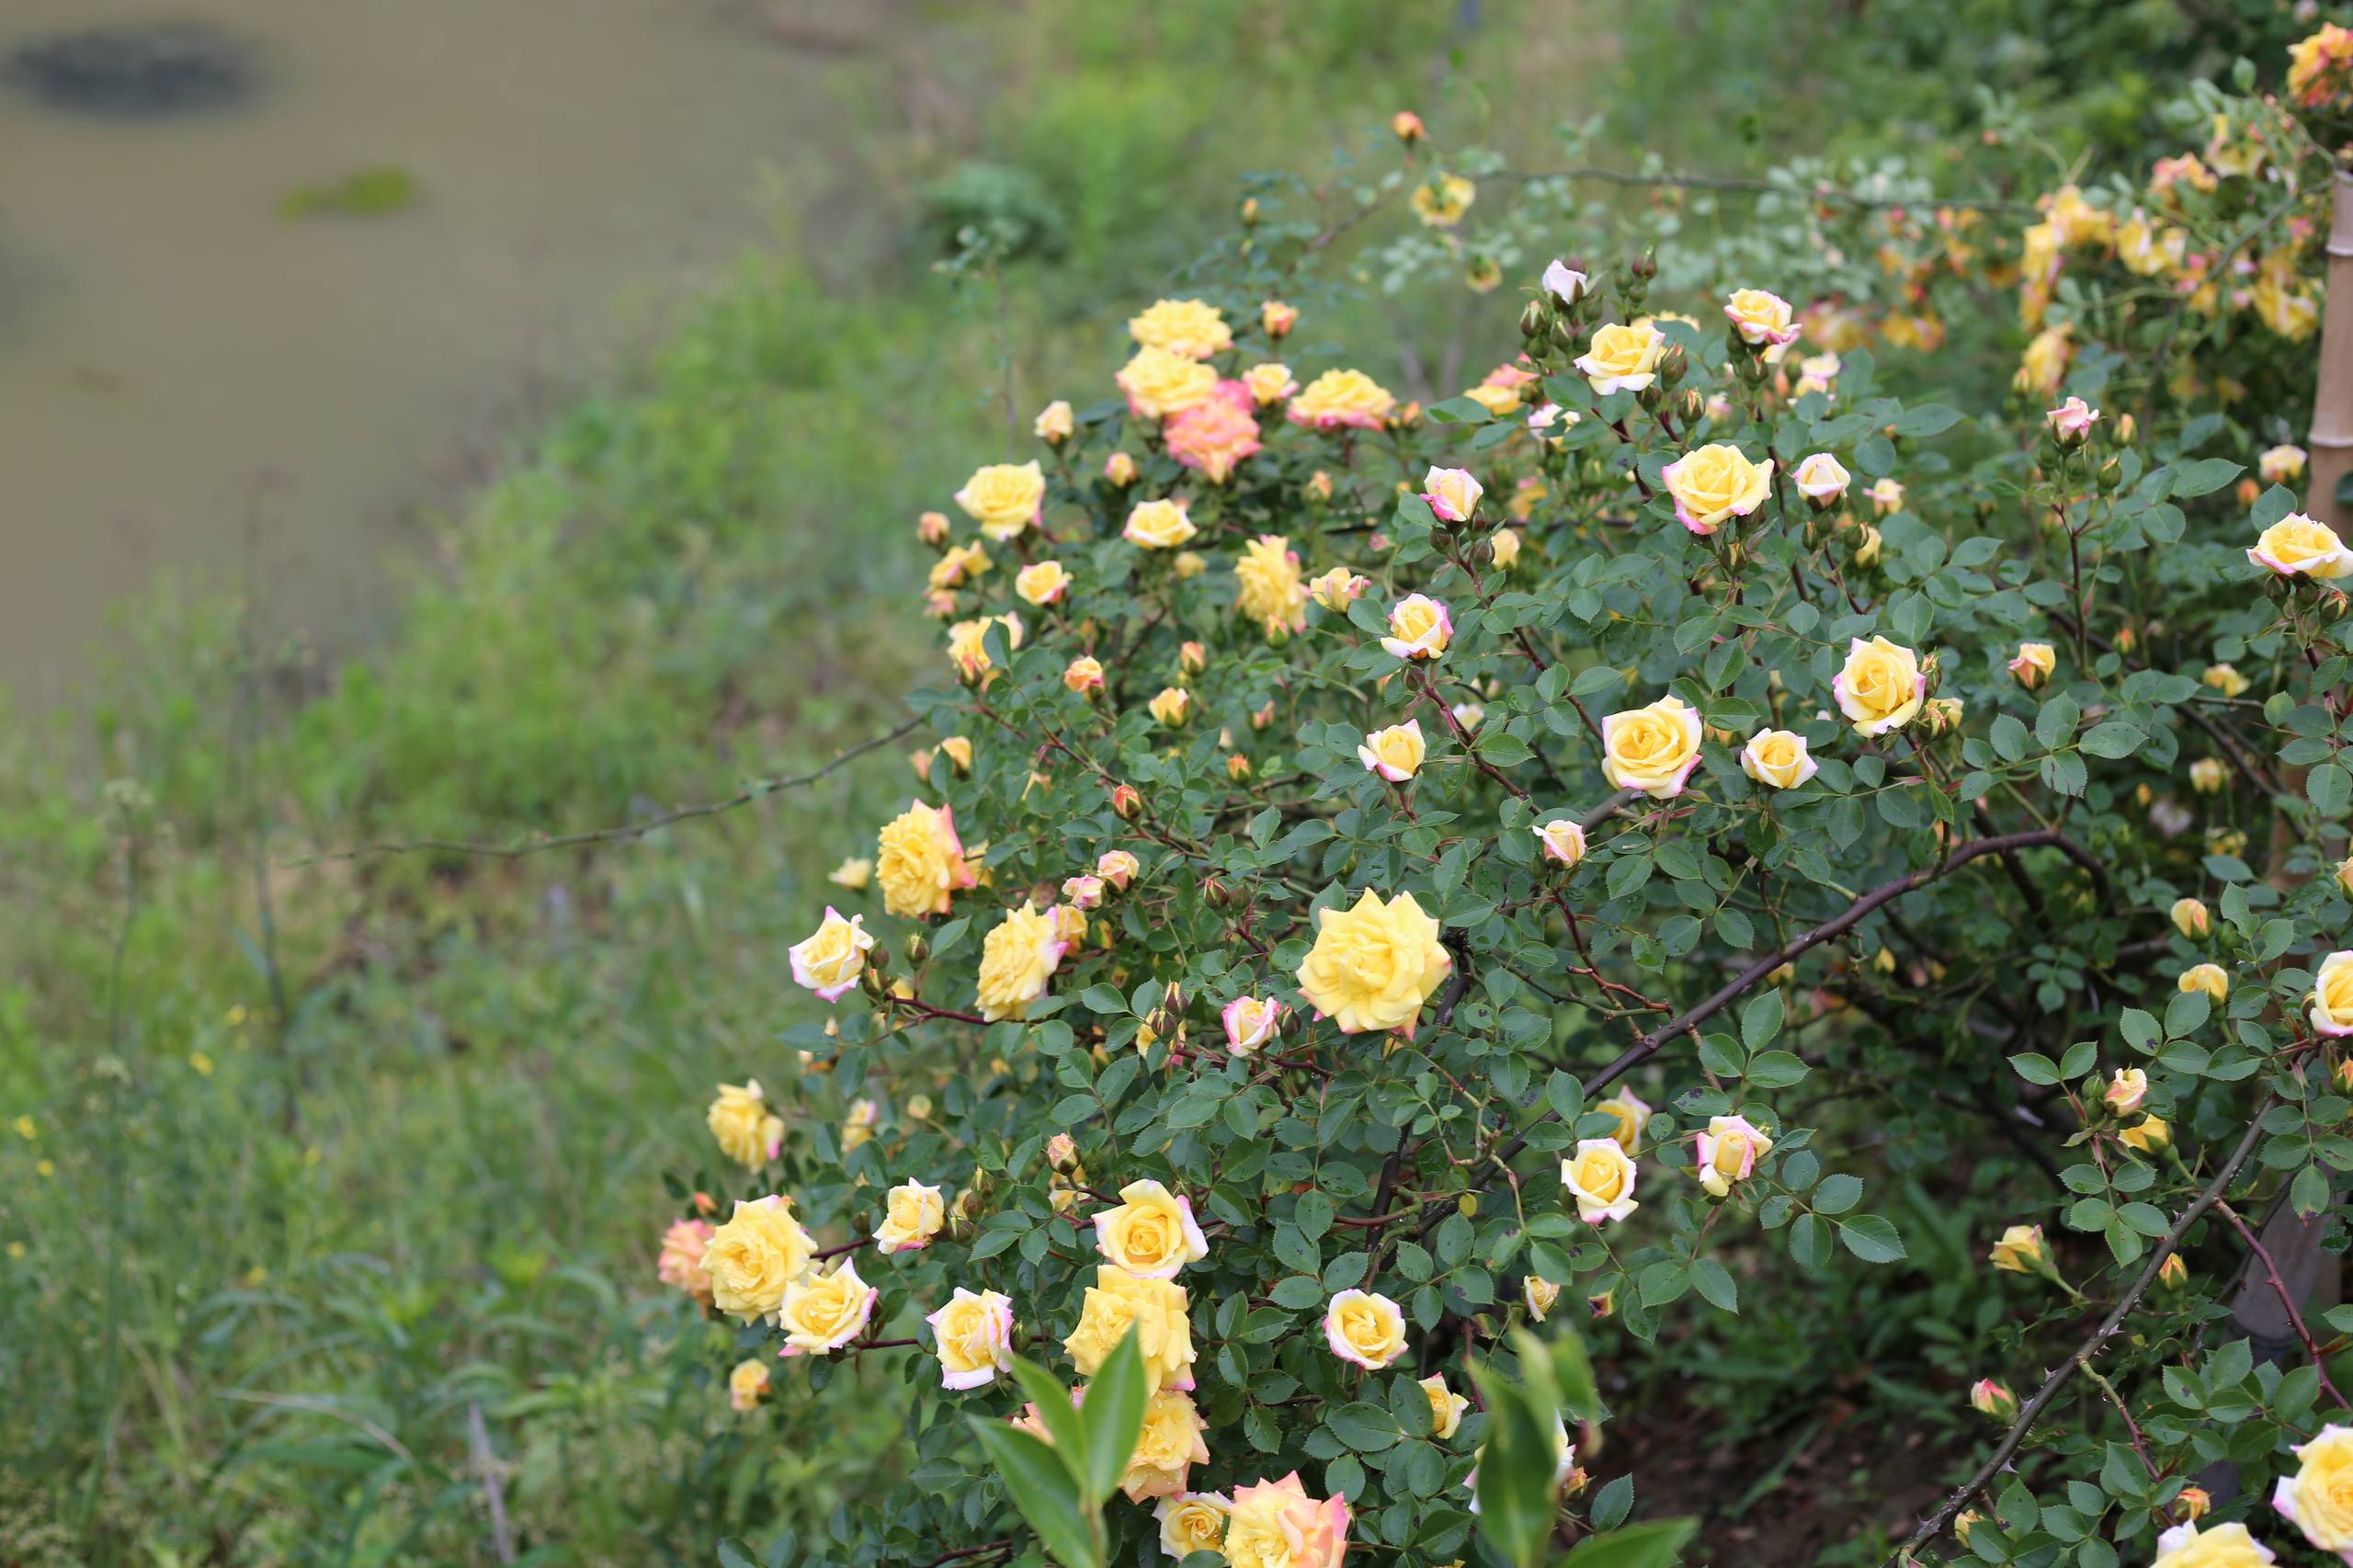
[2306,168,2353,530]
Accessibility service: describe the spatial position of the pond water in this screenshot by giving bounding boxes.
[0,0,865,694]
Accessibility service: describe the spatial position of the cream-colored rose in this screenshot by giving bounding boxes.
[1129,298,1233,360]
[1723,287,1798,346]
[2106,1067,2148,1113]
[1662,443,1774,537]
[1574,322,1665,393]
[1093,1178,1210,1279]
[1462,381,1521,418]
[779,1258,877,1355]
[1120,1389,1211,1503]
[1421,1375,1471,1440]
[827,857,872,890]
[1235,534,1306,629]
[1597,1091,1651,1153]
[1034,399,1074,442]
[700,1196,815,1323]
[1524,1274,1561,1321]
[2313,950,2353,1037]
[1118,346,1220,419]
[1381,595,1452,660]
[1358,721,1427,782]
[2250,514,2353,578]
[1227,1473,1349,1568]
[1307,566,1367,613]
[1097,849,1141,889]
[975,903,1068,1022]
[1323,1288,1407,1369]
[727,1358,770,1412]
[1149,687,1191,727]
[874,1178,946,1255]
[1533,818,1587,868]
[2273,1423,2353,1553]
[708,1081,784,1169]
[1155,1492,1233,1560]
[1125,497,1199,550]
[1064,1266,1196,1393]
[790,906,875,1003]
[1490,527,1522,571]
[946,612,1024,682]
[1015,561,1071,607]
[1063,655,1105,694]
[1602,694,1705,798]
[2151,1522,2278,1568]
[2261,444,2310,485]
[2008,642,2056,689]
[1988,1222,2045,1273]
[1562,1137,1640,1224]
[1740,728,1819,790]
[1295,889,1449,1036]
[2202,664,2251,698]
[1833,636,1926,736]
[927,541,992,591]
[2171,897,2211,939]
[2179,962,2229,1004]
[926,1286,1016,1390]
[1287,368,1396,430]
[1422,466,1483,523]
[953,460,1046,541]
[1790,452,1850,506]
[1696,1114,1773,1198]
[2120,1114,2170,1153]
[1243,362,1299,404]
[876,800,977,918]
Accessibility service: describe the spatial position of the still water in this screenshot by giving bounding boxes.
[0,0,857,693]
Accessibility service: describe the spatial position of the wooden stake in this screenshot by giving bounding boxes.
[2307,168,2353,529]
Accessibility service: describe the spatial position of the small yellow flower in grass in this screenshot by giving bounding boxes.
[1243,362,1299,404]
[1421,1375,1471,1439]
[1574,322,1665,394]
[1118,347,1220,420]
[1533,818,1587,868]
[1149,687,1191,727]
[876,800,977,918]
[1063,656,1105,695]
[10,1116,33,1142]
[1288,368,1397,431]
[1724,287,1799,347]
[926,1286,1015,1390]
[2008,642,2056,689]
[1833,636,1926,736]
[1235,534,1307,629]
[2188,757,2228,794]
[1696,1114,1773,1198]
[953,461,1046,541]
[1034,400,1074,443]
[875,1179,946,1255]
[2107,1067,2149,1114]
[2172,898,2210,939]
[1324,1288,1408,1369]
[2312,950,2353,1037]
[1358,720,1428,781]
[1309,566,1370,614]
[1988,1223,2046,1274]
[1597,1091,1652,1153]
[701,1196,814,1323]
[827,857,871,890]
[1155,1493,1233,1561]
[2150,1521,2277,1568]
[790,907,875,1003]
[779,1258,878,1355]
[1128,298,1233,360]
[2202,664,2251,698]
[1295,889,1449,1036]
[728,1358,770,1412]
[1120,1389,1211,1503]
[1125,497,1198,550]
[1562,1138,1641,1224]
[2120,1115,2171,1153]
[1524,1274,1562,1321]
[1093,1179,1210,1279]
[1740,728,1819,790]
[1410,172,1475,227]
[1065,1266,1196,1393]
[1601,694,1704,798]
[2249,513,2353,579]
[1016,561,1071,607]
[975,903,1069,1023]
[2261,444,2310,485]
[2179,963,2229,1003]
[1381,595,1453,660]
[709,1081,783,1169]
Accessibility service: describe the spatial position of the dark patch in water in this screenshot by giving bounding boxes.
[5,20,258,118]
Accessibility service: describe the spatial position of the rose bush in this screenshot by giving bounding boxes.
[660,34,2353,1568]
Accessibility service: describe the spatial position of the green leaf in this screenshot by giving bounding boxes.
[1836,1215,1906,1264]
[966,1420,1099,1568]
[1740,990,1784,1052]
[1078,1326,1148,1509]
[1744,1051,1809,1089]
[1690,1258,1738,1312]
[1469,1365,1562,1568]
[1426,395,1495,425]
[1006,1358,1089,1482]
[1562,1518,1699,1568]
[2079,722,2143,759]
[2170,457,2244,496]
[1890,403,1961,437]
[1324,1401,1403,1452]
[1812,1174,1863,1215]
[718,1542,761,1568]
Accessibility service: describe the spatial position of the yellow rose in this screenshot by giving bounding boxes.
[1287,368,1396,431]
[1574,322,1665,394]
[1226,1473,1348,1568]
[1381,594,1453,660]
[2170,896,2211,939]
[1597,1091,1651,1153]
[2261,444,2310,485]
[2273,1424,2353,1553]
[1118,346,1220,419]
[790,906,875,1002]
[840,1097,877,1152]
[1357,721,1428,782]
[1129,298,1233,360]
[1740,728,1819,790]
[1105,450,1139,486]
[1491,527,1522,570]
[946,612,1024,682]
[2178,963,2228,1003]
[2008,642,2056,689]
[2248,513,2353,579]
[2119,1114,2170,1153]
[953,460,1046,541]
[778,1258,877,1354]
[1988,1222,2045,1274]
[2190,757,2228,794]
[1462,381,1521,418]
[975,903,1067,1022]
[828,857,872,889]
[1696,1114,1773,1198]
[875,800,976,918]
[1120,1389,1211,1502]
[1092,1178,1210,1279]
[1601,694,1704,798]
[727,1358,770,1412]
[1833,635,1926,736]
[657,1219,715,1305]
[1295,888,1449,1036]
[1034,399,1074,442]
[1124,497,1199,550]
[1723,287,1798,347]
[1235,534,1306,629]
[875,1178,946,1255]
[1149,687,1191,727]
[1409,172,1475,227]
[1561,1138,1640,1223]
[2019,325,2071,396]
[1524,1274,1561,1321]
[2202,664,2251,698]
[1322,1288,1408,1369]
[1661,442,1774,537]
[1309,567,1369,614]
[2107,1067,2149,1113]
[1242,361,1299,405]
[1063,655,1105,694]
[1064,1266,1196,1394]
[701,1195,815,1323]
[926,1286,1016,1390]
[939,736,972,774]
[2151,1523,2279,1568]
[708,1081,783,1169]
[1154,1493,1233,1560]
[1015,561,1071,607]
[1421,1375,1470,1439]
[2313,950,2353,1038]
[926,541,992,590]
